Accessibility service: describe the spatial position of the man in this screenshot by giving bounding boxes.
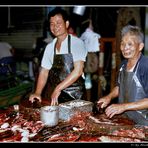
[29,8,87,106]
[97,25,148,125]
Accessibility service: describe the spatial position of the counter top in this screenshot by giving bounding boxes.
[0,101,148,143]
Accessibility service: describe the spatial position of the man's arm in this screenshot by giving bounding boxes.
[35,67,49,95]
[97,86,119,109]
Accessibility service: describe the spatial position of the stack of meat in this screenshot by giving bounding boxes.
[0,105,44,142]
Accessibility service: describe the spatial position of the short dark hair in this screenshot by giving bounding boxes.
[48,7,69,22]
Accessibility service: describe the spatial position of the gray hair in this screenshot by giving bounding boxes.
[121,25,144,43]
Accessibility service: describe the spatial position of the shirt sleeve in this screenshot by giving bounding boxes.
[41,43,54,70]
[5,43,12,49]
[71,36,87,62]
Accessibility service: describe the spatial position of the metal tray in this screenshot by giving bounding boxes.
[59,100,94,121]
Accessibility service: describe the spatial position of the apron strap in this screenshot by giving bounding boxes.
[133,53,142,73]
[68,34,71,53]
[54,41,56,55]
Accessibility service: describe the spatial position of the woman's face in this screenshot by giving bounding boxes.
[49,14,69,37]
[120,33,143,59]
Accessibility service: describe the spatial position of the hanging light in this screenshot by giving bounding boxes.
[73,6,86,16]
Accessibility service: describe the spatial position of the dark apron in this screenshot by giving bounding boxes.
[118,61,148,125]
[48,35,85,103]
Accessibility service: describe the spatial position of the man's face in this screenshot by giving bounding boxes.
[49,14,69,37]
[120,33,143,59]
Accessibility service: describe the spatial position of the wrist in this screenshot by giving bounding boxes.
[55,85,62,92]
[34,91,41,96]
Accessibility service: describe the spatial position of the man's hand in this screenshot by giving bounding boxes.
[105,104,126,118]
[29,93,42,103]
[50,89,61,106]
[97,95,111,109]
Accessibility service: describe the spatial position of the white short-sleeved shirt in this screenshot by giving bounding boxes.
[0,42,12,59]
[80,28,101,52]
[41,34,87,70]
